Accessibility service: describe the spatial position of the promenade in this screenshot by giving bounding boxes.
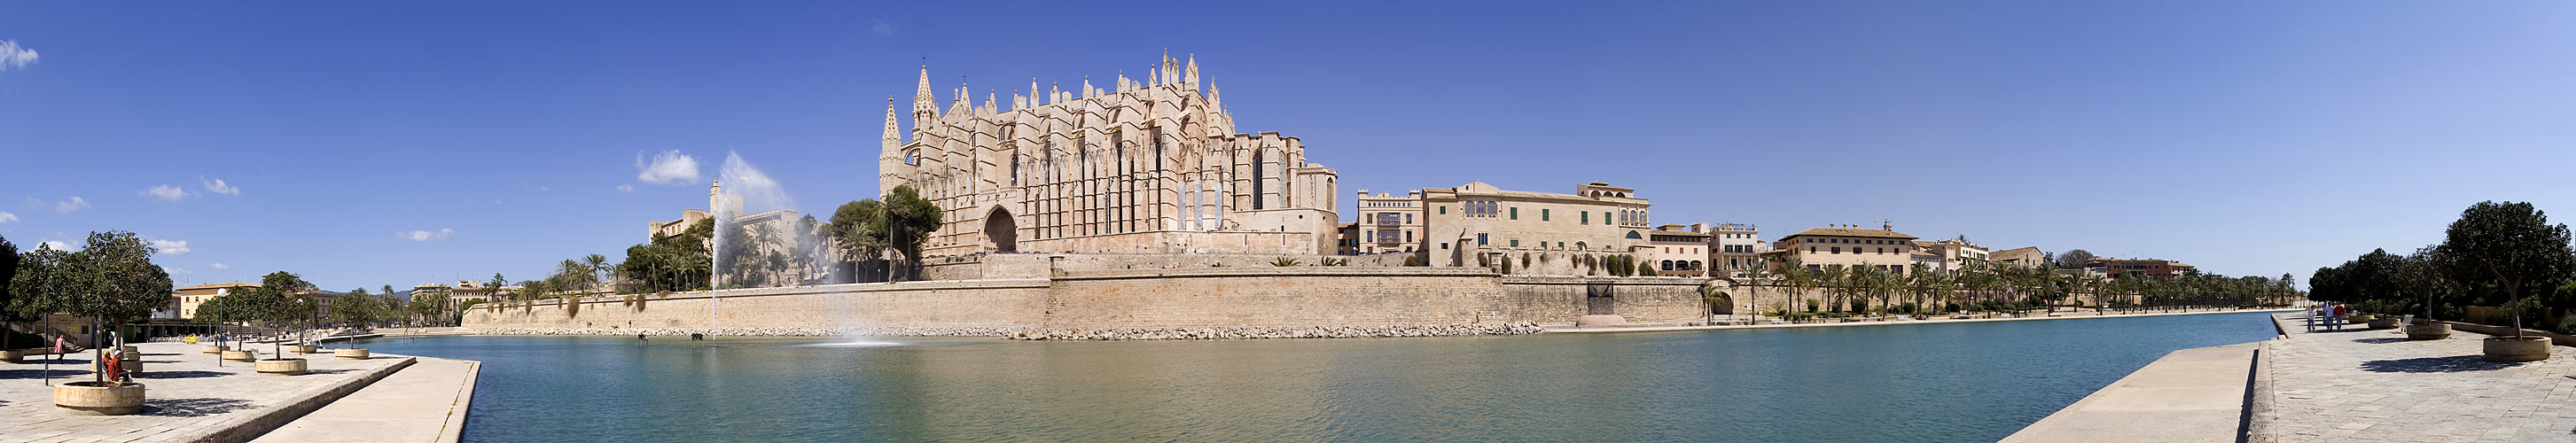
[2257,314,2576,443]
[0,341,475,443]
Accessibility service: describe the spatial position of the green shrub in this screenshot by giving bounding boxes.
[1848,298,1868,314]
[2556,316,2576,335]
[1805,299,1821,313]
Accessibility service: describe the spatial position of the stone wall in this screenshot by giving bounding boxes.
[464,267,1721,338]
[463,279,1050,330]
[1498,276,1708,324]
[1041,268,1509,330]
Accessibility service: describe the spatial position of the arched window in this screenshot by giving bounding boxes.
[1574,241,1587,251]
[1660,260,1674,271]
[1690,260,1702,270]
[1625,231,1642,239]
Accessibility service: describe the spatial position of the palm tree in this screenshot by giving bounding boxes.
[1778,258,1813,319]
[1742,263,1770,321]
[583,254,611,291]
[1818,265,1847,314]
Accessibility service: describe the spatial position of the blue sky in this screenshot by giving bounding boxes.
[4,1,2573,291]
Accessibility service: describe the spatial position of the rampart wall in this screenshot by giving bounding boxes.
[464,267,1715,339]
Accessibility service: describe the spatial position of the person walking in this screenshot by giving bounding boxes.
[2330,303,2347,331]
[2306,304,2320,332]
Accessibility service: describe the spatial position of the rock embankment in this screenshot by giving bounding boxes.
[1008,323,1545,340]
[469,323,1547,340]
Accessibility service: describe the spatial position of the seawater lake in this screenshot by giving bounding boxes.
[352,311,2280,442]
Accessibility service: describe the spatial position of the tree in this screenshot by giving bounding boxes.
[583,254,611,291]
[2054,249,2096,269]
[882,184,943,281]
[0,234,19,350]
[2432,201,2574,338]
[1741,263,1770,319]
[51,231,176,382]
[7,242,72,356]
[248,271,316,356]
[333,289,380,330]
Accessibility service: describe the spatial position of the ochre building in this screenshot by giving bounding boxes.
[878,53,1339,257]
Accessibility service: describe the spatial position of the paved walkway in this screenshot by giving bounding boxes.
[2260,314,2576,443]
[248,357,478,443]
[0,342,410,443]
[2003,342,2260,443]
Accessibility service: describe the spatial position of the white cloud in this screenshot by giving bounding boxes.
[37,240,70,251]
[209,262,230,269]
[141,185,193,201]
[49,197,89,214]
[870,19,898,35]
[616,184,635,192]
[162,266,189,275]
[0,40,35,71]
[0,212,15,223]
[201,177,241,197]
[22,196,42,210]
[635,151,700,184]
[398,229,456,241]
[148,238,190,255]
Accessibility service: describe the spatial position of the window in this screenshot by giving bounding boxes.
[1404,214,1413,224]
[1542,208,1550,221]
[1832,247,1841,254]
[1404,230,1412,242]
[1581,212,1589,224]
[1626,231,1643,239]
[1510,239,1520,247]
[1510,207,1518,220]
[1440,206,1448,214]
[1661,260,1674,271]
[1441,242,1449,250]
[1477,233,1488,245]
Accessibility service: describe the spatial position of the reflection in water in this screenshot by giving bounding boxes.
[355,312,2278,442]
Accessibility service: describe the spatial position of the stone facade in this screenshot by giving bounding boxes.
[1354,181,1655,270]
[878,53,1339,259]
[1768,223,1922,275]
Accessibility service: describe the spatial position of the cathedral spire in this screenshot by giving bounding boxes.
[983,89,995,114]
[881,97,899,144]
[1184,53,1199,84]
[1029,78,1040,106]
[1081,75,1092,98]
[912,65,937,119]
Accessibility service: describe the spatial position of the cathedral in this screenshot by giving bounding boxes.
[879,53,1340,257]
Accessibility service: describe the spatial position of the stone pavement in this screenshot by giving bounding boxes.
[2260,314,2576,443]
[247,357,478,443]
[0,341,409,443]
[2002,342,2260,443]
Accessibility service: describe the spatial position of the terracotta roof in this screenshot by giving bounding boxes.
[1783,228,1918,240]
[178,282,259,291]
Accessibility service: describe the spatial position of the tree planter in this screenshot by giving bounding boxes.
[202,345,228,354]
[2405,322,2451,340]
[221,350,255,361]
[333,348,371,360]
[2367,317,2400,330]
[290,345,318,354]
[54,381,145,416]
[2347,315,2376,324]
[1,349,20,363]
[120,346,138,354]
[255,358,308,375]
[2484,336,2551,362]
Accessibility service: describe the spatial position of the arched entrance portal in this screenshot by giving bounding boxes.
[983,206,1018,253]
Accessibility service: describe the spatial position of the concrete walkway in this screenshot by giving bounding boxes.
[248,357,479,443]
[2258,314,2576,443]
[2001,342,2261,443]
[0,342,411,443]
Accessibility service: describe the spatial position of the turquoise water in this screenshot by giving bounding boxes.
[352,312,2278,442]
